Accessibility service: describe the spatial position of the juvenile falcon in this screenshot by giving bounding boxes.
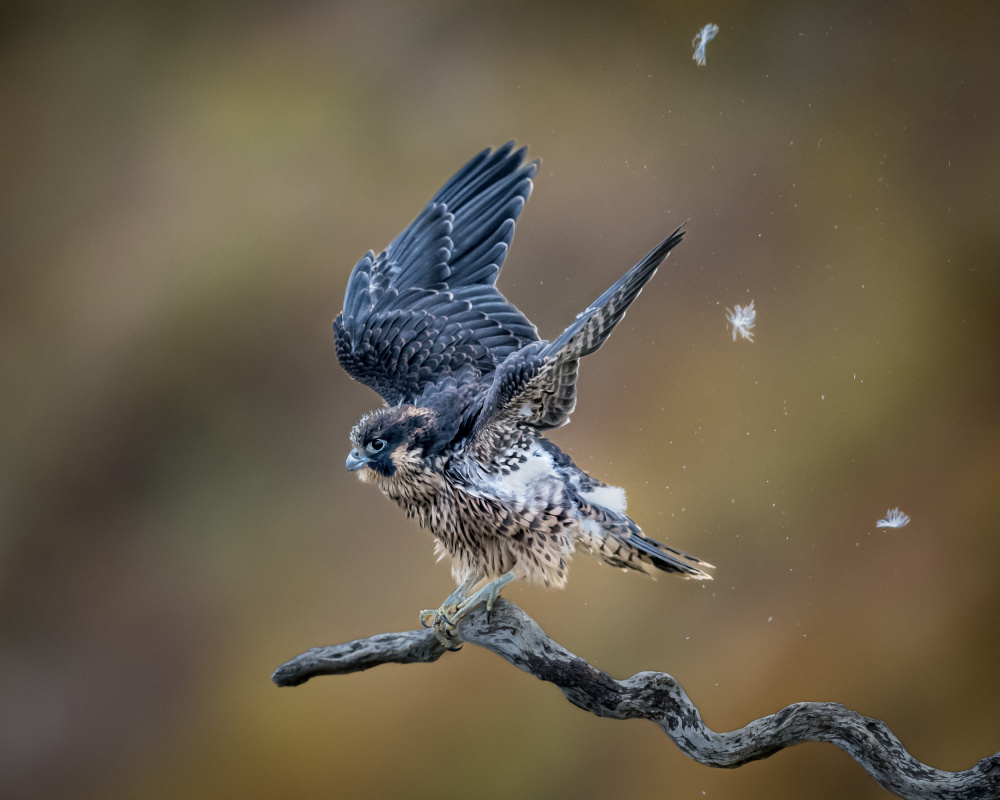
[334,143,713,644]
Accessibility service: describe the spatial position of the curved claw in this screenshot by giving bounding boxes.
[417,608,441,629]
[446,642,463,652]
[418,607,460,649]
[431,626,456,649]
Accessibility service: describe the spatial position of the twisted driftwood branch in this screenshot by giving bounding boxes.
[273,599,1000,800]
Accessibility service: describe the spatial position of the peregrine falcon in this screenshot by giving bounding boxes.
[334,143,713,644]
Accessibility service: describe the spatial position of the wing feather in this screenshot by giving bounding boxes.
[335,144,540,406]
[471,227,685,445]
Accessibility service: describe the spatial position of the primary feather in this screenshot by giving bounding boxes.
[336,143,713,589]
[334,142,539,407]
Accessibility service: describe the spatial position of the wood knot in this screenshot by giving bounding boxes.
[978,753,1000,779]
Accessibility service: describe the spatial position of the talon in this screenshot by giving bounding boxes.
[446,643,463,652]
[417,608,440,629]
[419,571,514,647]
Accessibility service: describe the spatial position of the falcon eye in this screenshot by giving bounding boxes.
[367,438,386,453]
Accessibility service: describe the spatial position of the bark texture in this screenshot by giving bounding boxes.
[272,600,1000,800]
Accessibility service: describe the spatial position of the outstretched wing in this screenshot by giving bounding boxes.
[334,143,540,406]
[471,227,685,445]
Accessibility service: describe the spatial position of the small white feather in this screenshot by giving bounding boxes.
[498,442,557,494]
[692,23,719,67]
[580,484,628,514]
[726,300,756,342]
[876,508,910,528]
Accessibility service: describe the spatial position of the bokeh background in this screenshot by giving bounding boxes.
[2,1,999,798]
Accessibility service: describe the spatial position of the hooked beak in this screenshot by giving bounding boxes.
[346,449,370,472]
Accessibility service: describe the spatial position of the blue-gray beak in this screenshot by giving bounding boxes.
[346,449,369,472]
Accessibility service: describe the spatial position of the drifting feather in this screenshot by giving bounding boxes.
[726,300,756,342]
[693,24,720,67]
[876,508,910,528]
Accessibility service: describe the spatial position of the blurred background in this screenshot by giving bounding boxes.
[2,1,998,798]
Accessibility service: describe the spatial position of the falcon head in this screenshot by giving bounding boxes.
[346,405,440,485]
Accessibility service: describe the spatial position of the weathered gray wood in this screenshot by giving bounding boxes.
[273,599,1000,800]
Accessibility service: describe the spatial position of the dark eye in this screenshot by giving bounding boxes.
[367,438,386,453]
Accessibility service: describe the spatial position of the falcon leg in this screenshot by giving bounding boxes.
[441,572,484,615]
[418,571,515,648]
[453,570,515,625]
[419,573,481,627]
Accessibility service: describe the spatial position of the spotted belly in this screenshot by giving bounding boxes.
[430,440,587,587]
[426,486,574,586]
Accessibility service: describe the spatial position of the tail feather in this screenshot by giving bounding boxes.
[577,506,713,580]
[625,529,715,579]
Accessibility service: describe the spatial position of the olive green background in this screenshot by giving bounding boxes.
[2,2,998,798]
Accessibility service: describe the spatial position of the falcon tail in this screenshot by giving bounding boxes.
[623,527,715,579]
[577,505,714,580]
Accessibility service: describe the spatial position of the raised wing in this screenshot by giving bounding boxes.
[334,143,540,406]
[471,227,685,444]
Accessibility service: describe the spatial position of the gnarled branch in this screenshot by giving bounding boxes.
[272,600,1000,800]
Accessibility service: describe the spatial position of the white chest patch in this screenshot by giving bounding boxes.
[500,442,557,495]
[579,484,628,514]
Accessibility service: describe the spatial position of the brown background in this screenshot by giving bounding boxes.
[2,2,999,798]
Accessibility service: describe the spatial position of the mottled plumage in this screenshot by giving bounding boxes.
[335,143,712,623]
